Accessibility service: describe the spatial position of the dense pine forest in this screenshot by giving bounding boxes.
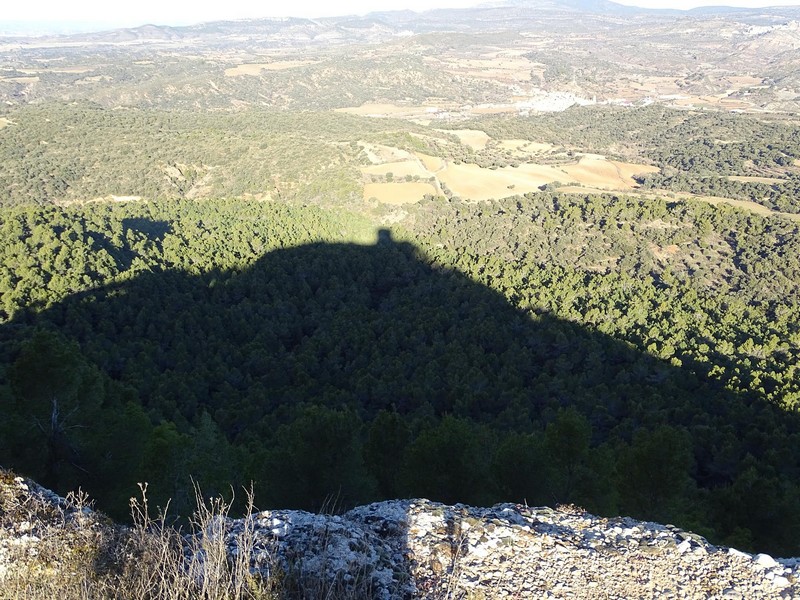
[1,190,799,555]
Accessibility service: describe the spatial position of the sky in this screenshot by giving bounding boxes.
[2,0,799,34]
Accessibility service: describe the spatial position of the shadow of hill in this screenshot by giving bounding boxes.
[3,230,800,554]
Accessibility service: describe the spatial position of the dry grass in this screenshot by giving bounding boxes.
[433,54,534,84]
[437,161,565,200]
[16,67,92,74]
[363,141,656,203]
[436,129,490,151]
[0,474,401,600]
[0,480,110,600]
[361,160,431,179]
[364,182,438,204]
[118,483,272,600]
[416,153,445,172]
[561,156,658,189]
[337,103,416,115]
[0,476,275,600]
[0,472,501,600]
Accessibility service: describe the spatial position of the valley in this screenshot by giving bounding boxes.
[2,0,800,567]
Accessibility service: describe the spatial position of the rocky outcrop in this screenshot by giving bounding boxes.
[241,500,799,599]
[1,472,798,599]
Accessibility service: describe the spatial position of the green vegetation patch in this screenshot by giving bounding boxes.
[1,196,800,555]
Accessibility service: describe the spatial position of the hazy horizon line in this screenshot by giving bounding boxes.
[2,0,799,37]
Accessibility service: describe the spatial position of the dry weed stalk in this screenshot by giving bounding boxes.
[121,481,272,600]
[0,474,276,600]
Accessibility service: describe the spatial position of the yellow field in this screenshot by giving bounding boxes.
[438,162,566,200]
[340,103,410,115]
[557,186,616,195]
[416,153,445,172]
[360,133,658,203]
[727,75,764,86]
[364,182,438,204]
[561,157,659,189]
[670,95,753,110]
[603,71,767,111]
[435,155,657,200]
[356,130,800,222]
[362,160,431,179]
[76,75,113,84]
[437,129,490,150]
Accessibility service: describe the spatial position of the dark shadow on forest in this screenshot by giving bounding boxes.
[122,218,171,241]
[3,228,800,556]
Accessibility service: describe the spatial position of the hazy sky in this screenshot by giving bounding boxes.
[2,0,799,30]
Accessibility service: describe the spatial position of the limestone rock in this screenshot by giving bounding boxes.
[2,472,799,599]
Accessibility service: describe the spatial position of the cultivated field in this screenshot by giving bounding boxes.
[561,156,659,189]
[416,153,445,172]
[362,161,432,179]
[360,130,658,203]
[438,129,491,150]
[363,182,438,204]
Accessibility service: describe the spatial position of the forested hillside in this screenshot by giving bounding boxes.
[0,103,434,205]
[1,197,800,556]
[4,4,800,562]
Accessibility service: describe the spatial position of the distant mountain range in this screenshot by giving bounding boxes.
[4,0,800,41]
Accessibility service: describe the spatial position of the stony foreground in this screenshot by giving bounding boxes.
[1,473,798,599]
[248,501,799,599]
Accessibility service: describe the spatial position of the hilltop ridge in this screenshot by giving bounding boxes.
[1,471,797,599]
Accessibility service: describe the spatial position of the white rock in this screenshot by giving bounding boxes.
[755,553,779,569]
[772,576,791,588]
